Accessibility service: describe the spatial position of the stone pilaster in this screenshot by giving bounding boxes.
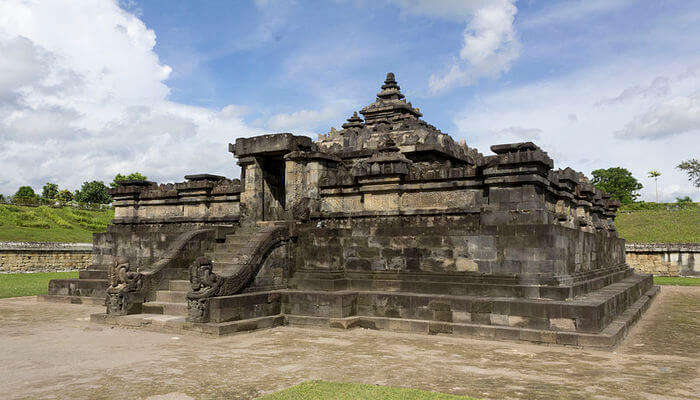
[284,151,341,221]
[238,156,264,225]
[481,142,554,226]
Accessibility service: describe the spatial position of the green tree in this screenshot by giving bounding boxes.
[110,172,147,188]
[13,186,38,205]
[647,170,661,203]
[42,182,59,200]
[0,194,5,203]
[57,189,74,203]
[677,158,699,188]
[75,181,111,204]
[591,167,643,205]
[676,196,692,205]
[14,186,36,199]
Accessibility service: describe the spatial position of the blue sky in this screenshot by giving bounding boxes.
[0,0,698,201]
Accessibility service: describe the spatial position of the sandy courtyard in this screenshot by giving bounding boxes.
[0,286,698,400]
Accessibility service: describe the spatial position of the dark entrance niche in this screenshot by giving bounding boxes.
[260,156,285,221]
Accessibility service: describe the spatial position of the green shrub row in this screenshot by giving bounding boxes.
[0,204,113,232]
[619,202,698,212]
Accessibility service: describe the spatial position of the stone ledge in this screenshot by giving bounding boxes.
[111,216,240,225]
[0,242,92,252]
[310,207,481,219]
[284,285,659,349]
[626,243,700,252]
[90,286,657,349]
[91,313,286,336]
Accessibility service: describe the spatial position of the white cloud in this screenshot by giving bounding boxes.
[614,92,700,140]
[522,0,634,29]
[387,0,489,21]
[453,57,700,202]
[0,35,51,97]
[0,0,263,195]
[266,108,338,133]
[596,76,671,106]
[424,1,519,93]
[262,99,356,135]
[491,126,542,142]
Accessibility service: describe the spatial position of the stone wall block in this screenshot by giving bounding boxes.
[0,242,93,272]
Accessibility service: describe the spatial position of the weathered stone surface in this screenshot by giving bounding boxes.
[231,133,313,157]
[0,242,92,272]
[67,73,658,348]
[625,243,698,276]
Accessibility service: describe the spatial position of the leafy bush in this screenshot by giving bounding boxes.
[12,186,40,206]
[14,186,36,198]
[57,190,74,203]
[0,204,114,242]
[14,208,51,228]
[676,196,693,205]
[42,182,59,200]
[620,201,698,212]
[36,206,73,229]
[110,172,148,188]
[75,181,111,204]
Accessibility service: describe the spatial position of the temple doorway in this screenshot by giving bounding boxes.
[260,156,285,221]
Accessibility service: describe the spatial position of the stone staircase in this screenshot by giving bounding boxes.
[142,278,190,316]
[205,225,261,277]
[39,267,109,305]
[138,224,266,317]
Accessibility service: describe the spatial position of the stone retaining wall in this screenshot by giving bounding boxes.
[0,242,93,273]
[626,243,698,276]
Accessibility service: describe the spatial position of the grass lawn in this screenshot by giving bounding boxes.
[0,204,113,242]
[615,209,699,243]
[257,381,477,400]
[654,276,700,286]
[0,271,78,299]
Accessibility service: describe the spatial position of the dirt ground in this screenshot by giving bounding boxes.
[0,286,698,400]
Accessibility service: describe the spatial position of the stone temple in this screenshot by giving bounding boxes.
[44,73,658,348]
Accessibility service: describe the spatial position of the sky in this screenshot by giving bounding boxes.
[0,0,698,201]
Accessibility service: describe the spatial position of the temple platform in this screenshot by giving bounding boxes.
[91,272,658,349]
[83,73,657,351]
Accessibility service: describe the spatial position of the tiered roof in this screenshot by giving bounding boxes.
[317,73,482,165]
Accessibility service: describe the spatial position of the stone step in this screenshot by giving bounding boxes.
[37,294,106,306]
[155,290,187,303]
[213,243,228,252]
[212,261,244,275]
[142,301,188,316]
[213,242,245,252]
[79,269,108,279]
[162,268,189,281]
[92,313,285,336]
[214,240,250,251]
[169,280,190,291]
[255,221,287,227]
[197,314,285,335]
[224,234,255,245]
[48,278,108,298]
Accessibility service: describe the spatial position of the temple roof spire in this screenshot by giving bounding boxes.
[377,72,405,100]
[317,72,480,165]
[360,72,422,126]
[341,111,364,129]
